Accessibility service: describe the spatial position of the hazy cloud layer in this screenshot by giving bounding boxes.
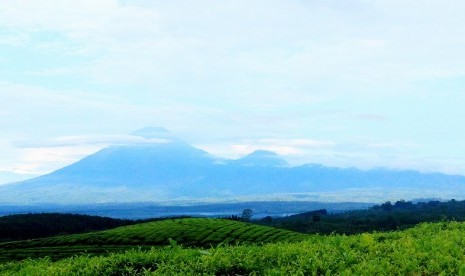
[1,1,465,183]
[15,135,167,148]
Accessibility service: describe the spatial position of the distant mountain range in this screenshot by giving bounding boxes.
[1,127,465,204]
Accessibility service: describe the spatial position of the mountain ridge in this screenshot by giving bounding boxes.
[1,127,465,204]
[234,150,288,167]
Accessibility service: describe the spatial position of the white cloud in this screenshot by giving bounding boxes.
[3,132,169,177]
[367,142,421,150]
[1,1,465,178]
[255,139,336,149]
[0,139,101,178]
[15,135,167,148]
[197,138,336,160]
[0,31,29,46]
[2,0,464,104]
[4,133,165,177]
[14,145,101,175]
[230,144,302,156]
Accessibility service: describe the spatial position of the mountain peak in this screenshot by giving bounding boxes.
[236,150,287,167]
[247,150,279,157]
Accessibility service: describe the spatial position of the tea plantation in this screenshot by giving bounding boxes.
[2,219,465,274]
[0,218,305,262]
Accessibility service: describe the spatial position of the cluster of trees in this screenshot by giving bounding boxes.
[4,199,465,243]
[0,213,136,242]
[224,208,254,222]
[256,199,465,234]
[0,213,199,242]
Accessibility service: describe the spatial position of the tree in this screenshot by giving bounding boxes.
[261,216,273,223]
[241,209,253,221]
[394,200,412,209]
[381,201,393,212]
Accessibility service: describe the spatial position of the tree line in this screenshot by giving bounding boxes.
[255,199,465,234]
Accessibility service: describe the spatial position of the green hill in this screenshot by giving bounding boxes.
[0,218,306,262]
[2,221,465,275]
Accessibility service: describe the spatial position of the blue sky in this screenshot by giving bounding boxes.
[1,0,465,184]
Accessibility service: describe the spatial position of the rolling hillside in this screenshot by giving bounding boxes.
[0,218,306,262]
[2,221,465,275]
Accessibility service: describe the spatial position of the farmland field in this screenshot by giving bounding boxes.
[0,218,305,262]
[1,219,465,274]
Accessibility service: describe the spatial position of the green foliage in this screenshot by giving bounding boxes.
[263,199,465,234]
[241,208,253,221]
[0,218,305,262]
[0,213,136,242]
[1,221,465,274]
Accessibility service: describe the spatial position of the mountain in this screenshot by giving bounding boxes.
[1,128,465,204]
[233,150,287,167]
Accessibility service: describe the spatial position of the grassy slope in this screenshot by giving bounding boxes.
[0,218,305,262]
[2,221,465,275]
